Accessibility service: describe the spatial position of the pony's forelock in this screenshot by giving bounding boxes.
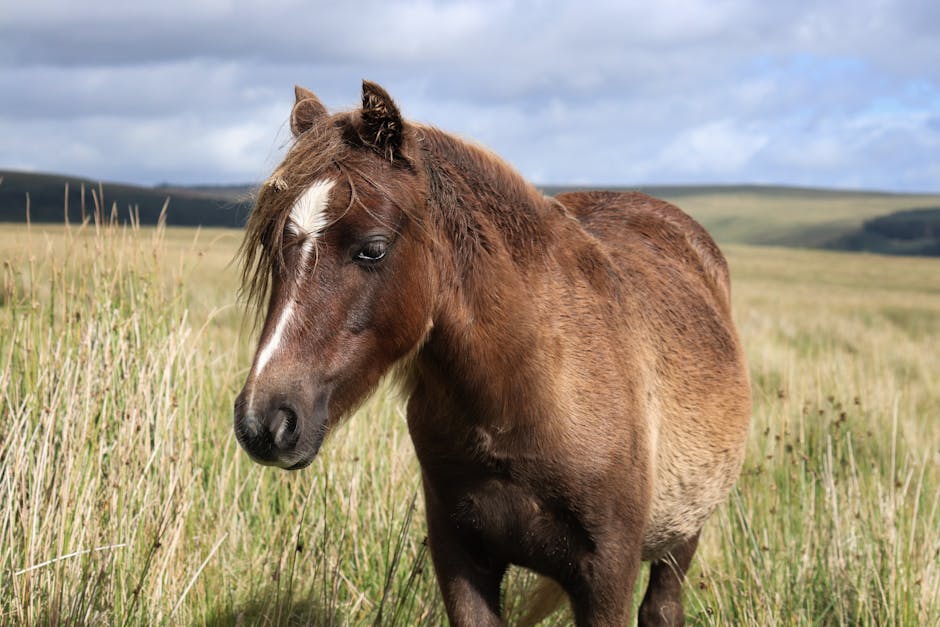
[237,114,347,326]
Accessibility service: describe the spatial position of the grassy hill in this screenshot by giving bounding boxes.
[826,206,940,256]
[551,184,940,255]
[4,170,940,255]
[0,170,253,227]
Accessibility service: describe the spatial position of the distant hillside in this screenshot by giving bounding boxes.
[0,170,253,227]
[827,207,940,256]
[3,169,940,256]
[545,184,940,256]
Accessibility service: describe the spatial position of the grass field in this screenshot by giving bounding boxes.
[1,217,939,625]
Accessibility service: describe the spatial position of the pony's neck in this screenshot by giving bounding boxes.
[418,127,553,270]
[413,128,562,427]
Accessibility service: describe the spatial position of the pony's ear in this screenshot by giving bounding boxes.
[291,85,328,137]
[359,80,407,163]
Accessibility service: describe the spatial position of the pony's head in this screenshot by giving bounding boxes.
[234,82,435,469]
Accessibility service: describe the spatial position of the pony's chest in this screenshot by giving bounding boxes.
[440,474,594,575]
[450,477,537,535]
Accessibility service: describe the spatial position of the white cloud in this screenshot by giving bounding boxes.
[658,120,771,176]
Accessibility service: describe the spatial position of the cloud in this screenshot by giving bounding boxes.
[1,0,938,191]
[657,120,771,176]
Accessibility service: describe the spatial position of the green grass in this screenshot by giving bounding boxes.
[1,220,939,625]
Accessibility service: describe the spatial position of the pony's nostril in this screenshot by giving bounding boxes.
[272,406,299,449]
[239,410,263,439]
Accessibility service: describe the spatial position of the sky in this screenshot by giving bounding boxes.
[1,0,939,192]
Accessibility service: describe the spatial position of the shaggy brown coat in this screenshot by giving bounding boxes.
[234,81,751,626]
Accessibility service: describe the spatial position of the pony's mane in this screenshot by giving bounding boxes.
[416,126,550,268]
[238,115,551,324]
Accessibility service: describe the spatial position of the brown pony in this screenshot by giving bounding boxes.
[233,81,751,626]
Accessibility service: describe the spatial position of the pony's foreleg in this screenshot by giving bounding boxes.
[567,544,643,627]
[637,532,700,627]
[424,495,506,626]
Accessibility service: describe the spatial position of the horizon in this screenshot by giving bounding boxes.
[3,166,940,198]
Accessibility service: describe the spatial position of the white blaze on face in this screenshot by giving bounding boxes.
[251,178,335,381]
[289,178,334,243]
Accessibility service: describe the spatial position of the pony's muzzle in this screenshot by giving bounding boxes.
[234,401,300,464]
[233,386,330,470]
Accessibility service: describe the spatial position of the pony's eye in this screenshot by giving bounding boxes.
[354,238,388,264]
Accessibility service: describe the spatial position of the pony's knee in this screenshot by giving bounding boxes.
[638,598,685,627]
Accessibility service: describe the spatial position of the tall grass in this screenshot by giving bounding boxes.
[1,219,938,625]
[0,219,439,625]
[689,246,940,625]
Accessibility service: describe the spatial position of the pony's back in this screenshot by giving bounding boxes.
[556,190,732,313]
